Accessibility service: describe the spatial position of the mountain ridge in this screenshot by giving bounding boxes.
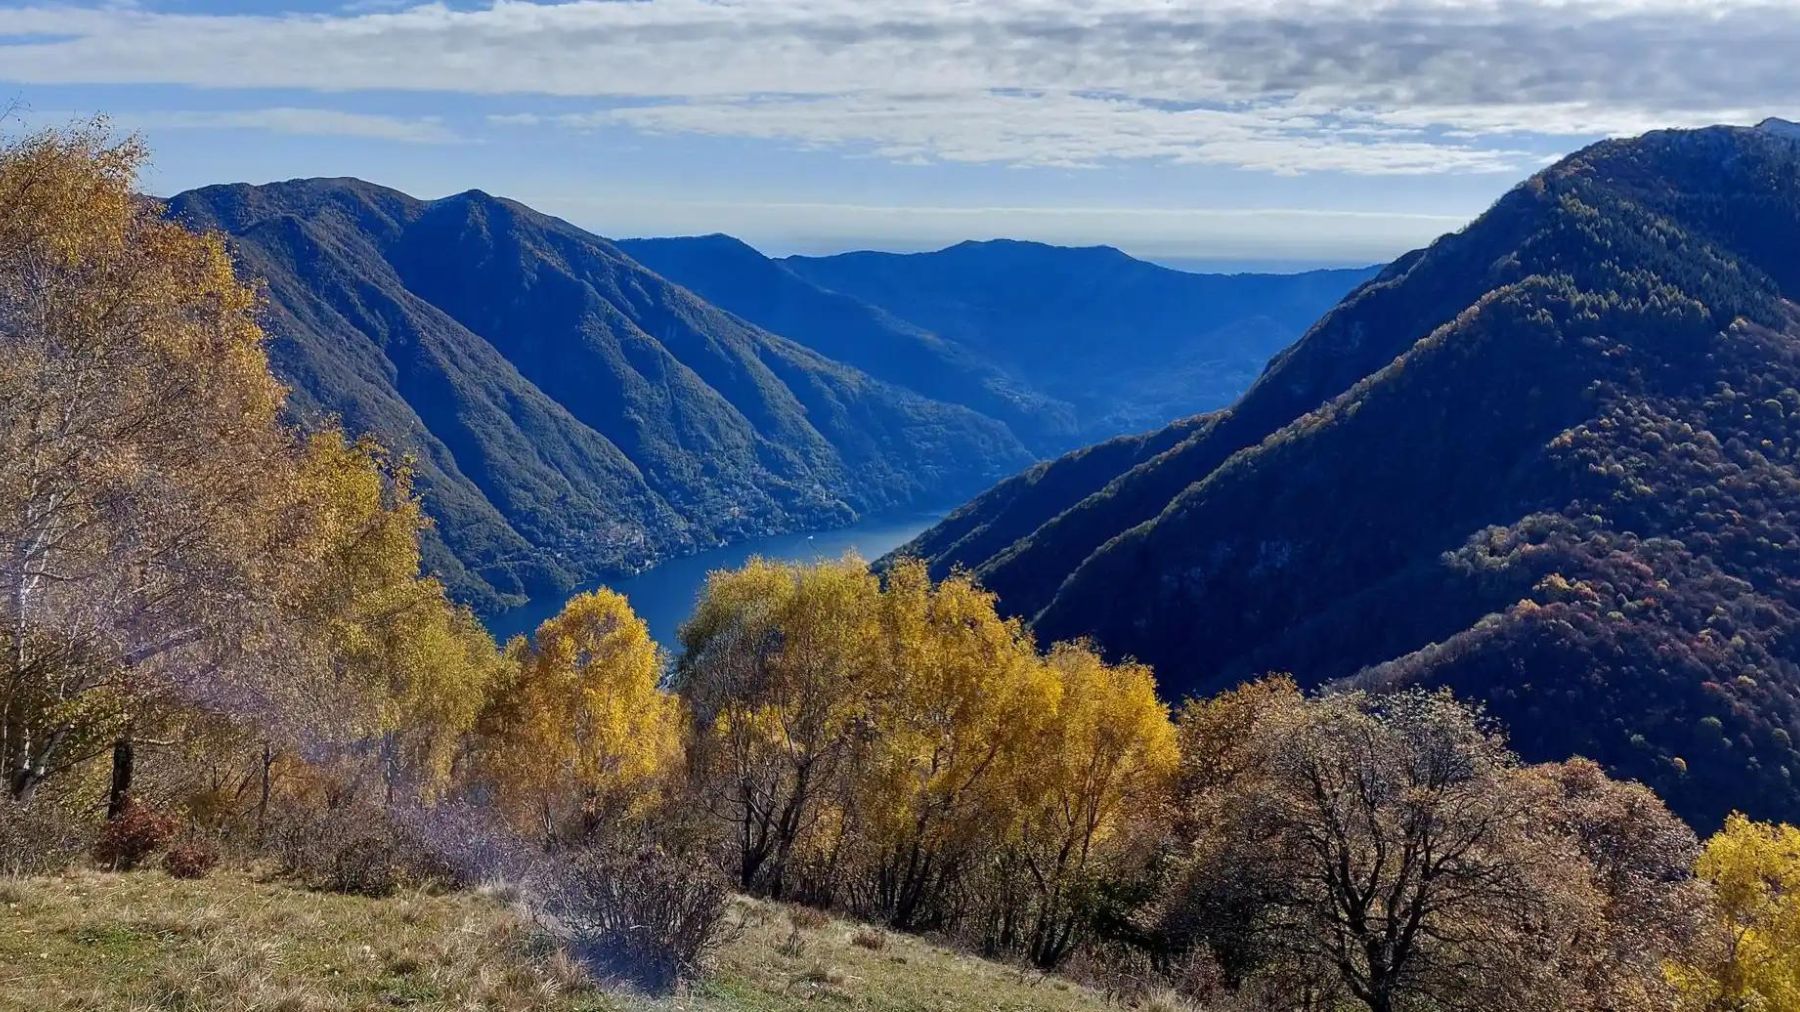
[896,123,1800,827]
[782,241,1377,435]
[169,177,1032,612]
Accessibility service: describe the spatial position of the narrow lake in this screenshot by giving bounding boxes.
[484,509,947,651]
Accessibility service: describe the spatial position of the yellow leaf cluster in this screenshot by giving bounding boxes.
[474,589,684,839]
[1670,814,1800,1012]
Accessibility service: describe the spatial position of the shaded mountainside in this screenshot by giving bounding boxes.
[897,123,1800,827]
[169,179,1031,612]
[785,240,1377,435]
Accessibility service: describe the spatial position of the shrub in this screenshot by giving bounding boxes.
[0,797,89,877]
[93,801,178,871]
[164,838,220,880]
[330,836,400,898]
[775,926,807,958]
[788,905,829,931]
[546,836,732,991]
[267,802,451,897]
[1065,942,1159,1006]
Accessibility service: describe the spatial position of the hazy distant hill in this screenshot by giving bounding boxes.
[616,234,1077,451]
[169,179,1032,612]
[898,123,1800,827]
[784,240,1377,435]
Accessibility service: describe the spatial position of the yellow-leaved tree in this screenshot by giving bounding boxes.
[1009,642,1178,967]
[1669,814,1800,1012]
[474,589,683,843]
[853,560,1052,929]
[0,119,290,811]
[0,119,504,840]
[285,431,500,804]
[679,556,884,897]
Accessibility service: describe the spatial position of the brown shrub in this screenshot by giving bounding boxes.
[266,802,452,897]
[93,801,179,871]
[0,797,89,877]
[775,926,807,958]
[546,835,732,991]
[330,836,400,897]
[788,905,829,931]
[1064,942,1159,1006]
[164,838,221,880]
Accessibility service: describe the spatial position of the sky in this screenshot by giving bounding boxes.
[0,0,1794,268]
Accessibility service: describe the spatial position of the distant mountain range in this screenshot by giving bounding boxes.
[783,241,1374,438]
[897,121,1800,828]
[168,180,1363,612]
[621,236,1375,446]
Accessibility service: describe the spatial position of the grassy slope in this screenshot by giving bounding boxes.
[0,870,1113,1012]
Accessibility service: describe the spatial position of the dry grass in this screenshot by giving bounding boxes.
[0,868,606,1012]
[0,870,1120,1012]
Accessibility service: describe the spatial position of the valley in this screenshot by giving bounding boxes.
[167,182,1366,616]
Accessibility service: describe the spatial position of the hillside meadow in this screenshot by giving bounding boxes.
[0,869,1122,1012]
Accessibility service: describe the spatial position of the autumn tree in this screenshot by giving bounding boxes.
[849,560,1050,928]
[1169,689,1699,1012]
[0,120,507,862]
[1006,641,1178,967]
[0,119,291,810]
[473,588,682,843]
[1536,757,1705,1012]
[1669,814,1800,1012]
[678,556,884,896]
[282,432,500,804]
[1158,677,1313,983]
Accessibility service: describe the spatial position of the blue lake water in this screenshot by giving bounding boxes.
[484,510,947,652]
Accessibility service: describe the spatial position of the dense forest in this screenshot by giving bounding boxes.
[897,121,1800,831]
[4,120,1800,1012]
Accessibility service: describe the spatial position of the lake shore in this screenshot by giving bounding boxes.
[484,509,947,650]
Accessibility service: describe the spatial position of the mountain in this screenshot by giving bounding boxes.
[167,179,1032,613]
[783,240,1378,435]
[896,123,1800,828]
[615,235,1077,450]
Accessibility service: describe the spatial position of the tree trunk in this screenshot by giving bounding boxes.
[106,733,134,819]
[256,741,274,838]
[7,764,39,803]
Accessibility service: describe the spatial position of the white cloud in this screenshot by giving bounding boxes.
[556,92,1534,174]
[3,0,1797,172]
[126,107,463,144]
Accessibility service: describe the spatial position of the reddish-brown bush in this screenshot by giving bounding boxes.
[93,801,179,871]
[163,838,220,879]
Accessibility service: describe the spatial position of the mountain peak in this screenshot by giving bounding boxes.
[1757,117,1800,140]
[940,238,1134,262]
[624,232,763,257]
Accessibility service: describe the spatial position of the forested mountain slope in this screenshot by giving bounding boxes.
[785,240,1377,434]
[896,122,1800,827]
[169,179,1030,611]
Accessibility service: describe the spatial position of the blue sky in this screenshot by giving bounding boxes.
[1,1,1793,267]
